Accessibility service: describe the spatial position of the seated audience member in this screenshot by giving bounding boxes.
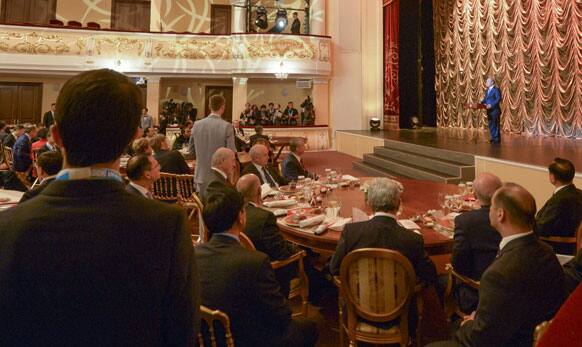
[236,174,298,296]
[37,127,59,155]
[196,186,318,347]
[284,102,299,126]
[13,124,37,173]
[0,69,199,345]
[431,183,566,347]
[563,250,582,294]
[535,157,582,254]
[171,125,192,151]
[143,126,158,138]
[31,127,49,151]
[536,283,582,347]
[3,124,24,148]
[240,102,252,125]
[282,138,314,181]
[243,144,287,187]
[451,173,503,313]
[259,104,271,125]
[150,134,190,174]
[233,120,248,153]
[200,147,237,201]
[19,151,63,203]
[330,178,438,286]
[272,104,283,125]
[249,125,270,147]
[131,137,153,156]
[125,154,161,199]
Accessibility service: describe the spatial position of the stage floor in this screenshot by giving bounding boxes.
[342,127,582,171]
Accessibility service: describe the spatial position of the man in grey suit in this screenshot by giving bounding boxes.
[189,95,237,191]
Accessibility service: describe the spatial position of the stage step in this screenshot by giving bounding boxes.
[383,139,475,166]
[353,160,400,178]
[361,154,463,184]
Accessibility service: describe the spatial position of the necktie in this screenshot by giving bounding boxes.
[262,166,277,187]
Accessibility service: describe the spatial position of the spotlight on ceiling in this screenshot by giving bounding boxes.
[274,9,288,31]
[255,6,268,30]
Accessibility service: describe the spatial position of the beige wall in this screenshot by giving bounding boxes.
[56,0,112,28]
[160,78,232,119]
[336,131,384,159]
[0,75,67,120]
[246,79,310,110]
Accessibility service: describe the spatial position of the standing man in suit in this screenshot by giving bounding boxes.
[150,134,190,174]
[200,147,236,200]
[243,144,287,187]
[42,103,56,129]
[282,138,314,181]
[140,108,153,130]
[535,157,582,254]
[125,154,161,199]
[480,77,502,144]
[19,151,63,203]
[196,186,318,347]
[283,102,299,126]
[189,94,237,191]
[0,69,199,346]
[290,12,301,34]
[12,124,37,173]
[451,173,502,313]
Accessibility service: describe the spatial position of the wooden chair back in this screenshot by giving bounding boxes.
[444,263,480,320]
[198,305,235,347]
[339,248,416,346]
[4,146,14,169]
[186,191,208,243]
[152,172,180,201]
[539,222,582,255]
[176,174,196,204]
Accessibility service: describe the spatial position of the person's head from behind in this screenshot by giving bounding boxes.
[548,157,575,186]
[249,144,269,167]
[211,147,236,177]
[489,183,537,237]
[132,138,153,156]
[255,125,264,135]
[24,124,37,138]
[126,154,160,186]
[14,124,25,137]
[486,77,495,88]
[36,127,49,141]
[289,138,305,156]
[366,177,402,214]
[236,174,261,204]
[149,134,169,153]
[36,151,63,180]
[53,69,141,167]
[473,172,502,206]
[203,186,246,238]
[209,95,226,116]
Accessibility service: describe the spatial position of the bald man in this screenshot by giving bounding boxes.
[200,147,236,201]
[438,183,566,347]
[451,173,503,313]
[242,144,288,187]
[237,174,298,297]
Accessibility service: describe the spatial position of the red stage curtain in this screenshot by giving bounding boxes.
[383,0,400,130]
[433,0,582,138]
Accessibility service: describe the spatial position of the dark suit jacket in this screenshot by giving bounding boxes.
[244,204,296,261]
[535,184,582,252]
[242,162,288,187]
[2,133,16,149]
[455,234,566,347]
[195,234,292,347]
[18,177,56,203]
[12,134,32,172]
[282,153,310,181]
[249,134,270,147]
[0,179,199,346]
[480,86,502,117]
[329,215,437,287]
[43,110,55,129]
[200,168,232,201]
[155,149,191,175]
[125,182,148,198]
[291,18,301,34]
[563,250,582,294]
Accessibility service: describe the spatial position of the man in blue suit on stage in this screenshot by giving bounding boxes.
[481,77,502,144]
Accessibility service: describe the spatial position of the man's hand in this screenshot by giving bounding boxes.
[461,311,476,326]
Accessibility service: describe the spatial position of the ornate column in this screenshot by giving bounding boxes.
[231,4,247,33]
[146,76,161,124]
[311,79,329,125]
[232,77,248,122]
[309,0,326,35]
[150,0,162,32]
[383,0,400,130]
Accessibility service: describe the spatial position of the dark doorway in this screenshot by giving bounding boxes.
[210,5,231,34]
[204,86,233,122]
[0,83,42,124]
[111,0,151,32]
[1,0,56,25]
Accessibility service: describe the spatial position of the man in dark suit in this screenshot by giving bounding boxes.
[290,12,301,34]
[283,102,299,126]
[451,173,502,313]
[12,124,37,173]
[330,177,437,285]
[125,154,161,199]
[196,185,317,347]
[282,138,314,181]
[535,157,582,254]
[249,125,270,147]
[199,147,236,201]
[42,103,56,129]
[150,134,190,174]
[0,69,199,346]
[431,183,566,347]
[480,77,502,144]
[2,124,24,149]
[243,144,288,187]
[19,151,63,203]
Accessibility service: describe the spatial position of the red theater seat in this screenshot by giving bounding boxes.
[66,21,82,28]
[86,22,101,29]
[49,19,64,27]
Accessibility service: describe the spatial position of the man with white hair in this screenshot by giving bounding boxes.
[480,77,502,144]
[242,144,288,187]
[329,177,437,287]
[200,147,236,201]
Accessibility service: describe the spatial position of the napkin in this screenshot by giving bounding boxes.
[299,214,326,228]
[272,209,288,217]
[264,199,297,208]
[398,219,421,230]
[261,183,277,199]
[341,174,359,181]
[328,217,352,231]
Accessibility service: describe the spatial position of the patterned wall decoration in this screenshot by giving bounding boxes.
[56,0,112,28]
[433,0,582,138]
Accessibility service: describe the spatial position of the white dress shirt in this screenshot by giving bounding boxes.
[499,231,534,251]
[129,182,151,198]
[373,212,397,220]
